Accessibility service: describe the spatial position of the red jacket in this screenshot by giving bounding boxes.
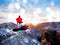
[16,16,22,23]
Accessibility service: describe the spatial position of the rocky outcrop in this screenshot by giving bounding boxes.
[0,22,42,45]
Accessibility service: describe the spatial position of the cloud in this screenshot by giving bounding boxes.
[7,2,21,12]
[34,0,39,4]
[51,1,55,6]
[0,0,60,24]
[22,0,27,4]
[45,3,60,22]
[36,8,42,13]
[46,7,51,12]
[8,3,14,10]
[14,3,20,10]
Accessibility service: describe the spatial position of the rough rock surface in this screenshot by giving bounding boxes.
[0,22,42,45]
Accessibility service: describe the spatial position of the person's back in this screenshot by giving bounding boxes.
[16,16,23,24]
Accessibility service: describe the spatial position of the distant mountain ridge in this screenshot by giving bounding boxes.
[35,22,60,34]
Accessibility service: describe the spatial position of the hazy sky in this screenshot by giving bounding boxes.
[0,0,60,24]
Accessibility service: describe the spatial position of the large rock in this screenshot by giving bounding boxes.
[25,28,42,40]
[0,30,42,45]
[0,23,42,45]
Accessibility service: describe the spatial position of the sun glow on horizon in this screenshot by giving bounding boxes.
[0,1,60,24]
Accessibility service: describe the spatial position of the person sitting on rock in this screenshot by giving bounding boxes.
[16,15,23,24]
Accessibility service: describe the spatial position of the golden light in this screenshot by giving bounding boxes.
[31,21,40,25]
